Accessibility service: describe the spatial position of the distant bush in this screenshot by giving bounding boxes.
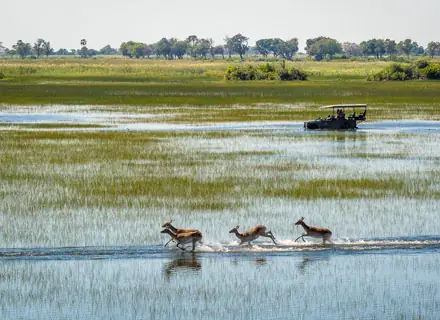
[225,63,307,81]
[385,56,409,63]
[0,71,4,79]
[27,55,37,60]
[369,60,440,81]
[368,63,419,81]
[414,58,430,70]
[421,64,440,79]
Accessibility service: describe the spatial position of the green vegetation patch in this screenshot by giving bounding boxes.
[368,59,440,81]
[224,63,307,81]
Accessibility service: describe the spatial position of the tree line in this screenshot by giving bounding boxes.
[1,35,440,60]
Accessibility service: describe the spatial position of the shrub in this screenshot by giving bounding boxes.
[385,56,409,63]
[414,58,430,70]
[279,67,308,80]
[421,64,440,79]
[390,72,407,81]
[224,63,307,81]
[0,71,4,79]
[368,63,418,81]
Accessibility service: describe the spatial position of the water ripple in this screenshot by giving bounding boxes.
[2,236,439,261]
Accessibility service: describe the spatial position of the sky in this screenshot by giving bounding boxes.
[2,0,439,51]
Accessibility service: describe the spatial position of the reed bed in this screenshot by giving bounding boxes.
[1,128,440,247]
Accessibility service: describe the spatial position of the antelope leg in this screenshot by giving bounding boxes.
[263,232,277,245]
[164,239,174,247]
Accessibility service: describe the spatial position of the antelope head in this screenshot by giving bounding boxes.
[295,217,305,225]
[162,219,173,228]
[229,225,240,233]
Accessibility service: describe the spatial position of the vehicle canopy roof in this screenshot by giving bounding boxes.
[320,104,367,109]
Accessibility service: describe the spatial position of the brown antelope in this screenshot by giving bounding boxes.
[294,217,332,244]
[229,225,277,245]
[160,229,202,252]
[161,220,200,247]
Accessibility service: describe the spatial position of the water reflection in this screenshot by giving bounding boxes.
[0,252,439,319]
[296,254,330,274]
[163,254,201,280]
[253,258,267,265]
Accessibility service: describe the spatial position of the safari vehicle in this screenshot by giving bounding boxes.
[304,104,367,130]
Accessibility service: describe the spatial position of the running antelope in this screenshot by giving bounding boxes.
[294,217,332,244]
[161,220,200,247]
[160,229,202,252]
[229,225,277,245]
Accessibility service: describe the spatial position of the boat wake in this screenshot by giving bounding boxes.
[1,236,439,261]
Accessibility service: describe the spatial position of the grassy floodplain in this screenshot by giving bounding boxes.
[1,127,440,246]
[1,57,440,121]
[2,57,440,320]
[1,57,440,246]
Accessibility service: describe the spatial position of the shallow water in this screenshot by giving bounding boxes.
[1,245,440,320]
[2,107,440,319]
[2,107,440,134]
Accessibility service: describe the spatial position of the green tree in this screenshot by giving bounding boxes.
[171,40,188,59]
[131,42,147,58]
[6,48,16,58]
[229,33,249,59]
[42,41,53,57]
[306,37,341,60]
[195,38,210,59]
[374,39,386,58]
[33,38,45,57]
[342,42,362,56]
[324,38,342,59]
[186,35,198,58]
[305,37,328,56]
[144,44,155,58]
[80,39,88,58]
[255,39,271,57]
[359,39,385,58]
[208,38,215,59]
[213,45,225,59]
[426,41,440,58]
[12,40,32,59]
[120,41,133,57]
[384,39,397,56]
[413,45,424,56]
[155,38,171,59]
[79,47,89,58]
[56,48,69,55]
[359,41,369,56]
[268,38,283,57]
[278,38,299,60]
[224,36,233,58]
[0,42,6,56]
[397,39,418,58]
[99,45,119,55]
[120,42,152,58]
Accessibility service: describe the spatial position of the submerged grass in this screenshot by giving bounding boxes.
[1,129,439,215]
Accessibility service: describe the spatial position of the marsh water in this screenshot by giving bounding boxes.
[1,106,440,319]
